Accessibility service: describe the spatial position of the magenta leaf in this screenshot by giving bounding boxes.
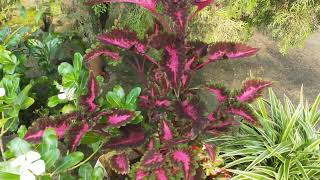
[227,105,258,124]
[155,168,168,180]
[97,29,146,53]
[81,74,99,112]
[172,149,193,180]
[195,42,259,70]
[141,150,164,169]
[204,143,216,161]
[236,79,272,102]
[109,153,130,174]
[147,138,155,150]
[85,49,120,62]
[136,169,149,180]
[86,0,158,13]
[24,113,80,142]
[159,119,174,142]
[104,125,146,149]
[207,84,228,103]
[190,0,214,19]
[65,122,90,151]
[106,110,134,127]
[164,45,183,87]
[155,99,171,108]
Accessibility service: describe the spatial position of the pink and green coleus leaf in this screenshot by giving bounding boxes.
[109,152,130,174]
[155,168,168,180]
[81,74,99,112]
[106,110,134,127]
[164,45,183,87]
[65,122,90,151]
[104,125,147,149]
[24,113,80,142]
[236,79,272,103]
[195,42,259,70]
[86,0,158,14]
[172,149,193,180]
[226,105,258,124]
[97,29,146,54]
[159,119,174,142]
[207,83,229,103]
[135,169,149,180]
[204,143,216,161]
[141,150,164,169]
[85,49,120,62]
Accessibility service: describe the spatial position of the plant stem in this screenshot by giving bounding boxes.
[0,112,6,161]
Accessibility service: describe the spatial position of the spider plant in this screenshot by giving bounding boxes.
[207,88,320,180]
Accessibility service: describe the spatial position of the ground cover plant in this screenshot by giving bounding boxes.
[208,89,320,179]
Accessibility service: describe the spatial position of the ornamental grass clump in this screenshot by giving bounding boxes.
[25,0,272,179]
[208,89,320,179]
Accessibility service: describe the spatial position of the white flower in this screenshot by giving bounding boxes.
[0,88,5,97]
[58,87,76,100]
[10,151,46,180]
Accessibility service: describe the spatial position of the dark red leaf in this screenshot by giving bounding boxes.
[141,150,164,169]
[195,43,259,70]
[24,113,80,142]
[207,84,228,103]
[135,169,149,180]
[159,119,174,142]
[106,110,134,127]
[164,44,183,87]
[172,149,193,180]
[109,152,130,174]
[155,168,168,180]
[97,29,146,53]
[204,143,216,161]
[85,49,120,62]
[65,122,90,151]
[236,79,272,102]
[81,74,99,112]
[227,105,258,124]
[104,125,147,149]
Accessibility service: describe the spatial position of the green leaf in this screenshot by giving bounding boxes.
[125,87,141,109]
[14,84,33,107]
[0,171,19,180]
[7,137,31,156]
[106,92,123,108]
[40,128,58,155]
[113,85,125,100]
[48,95,63,107]
[58,62,74,76]
[228,169,274,180]
[20,97,35,110]
[92,166,104,180]
[55,152,84,172]
[42,149,60,169]
[81,131,102,145]
[17,125,27,138]
[73,53,83,72]
[79,163,93,180]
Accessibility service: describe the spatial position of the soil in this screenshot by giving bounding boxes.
[198,31,320,103]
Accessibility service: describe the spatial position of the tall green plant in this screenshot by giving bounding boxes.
[207,88,320,179]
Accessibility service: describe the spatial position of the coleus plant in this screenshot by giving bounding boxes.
[25,1,272,180]
[83,0,272,179]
